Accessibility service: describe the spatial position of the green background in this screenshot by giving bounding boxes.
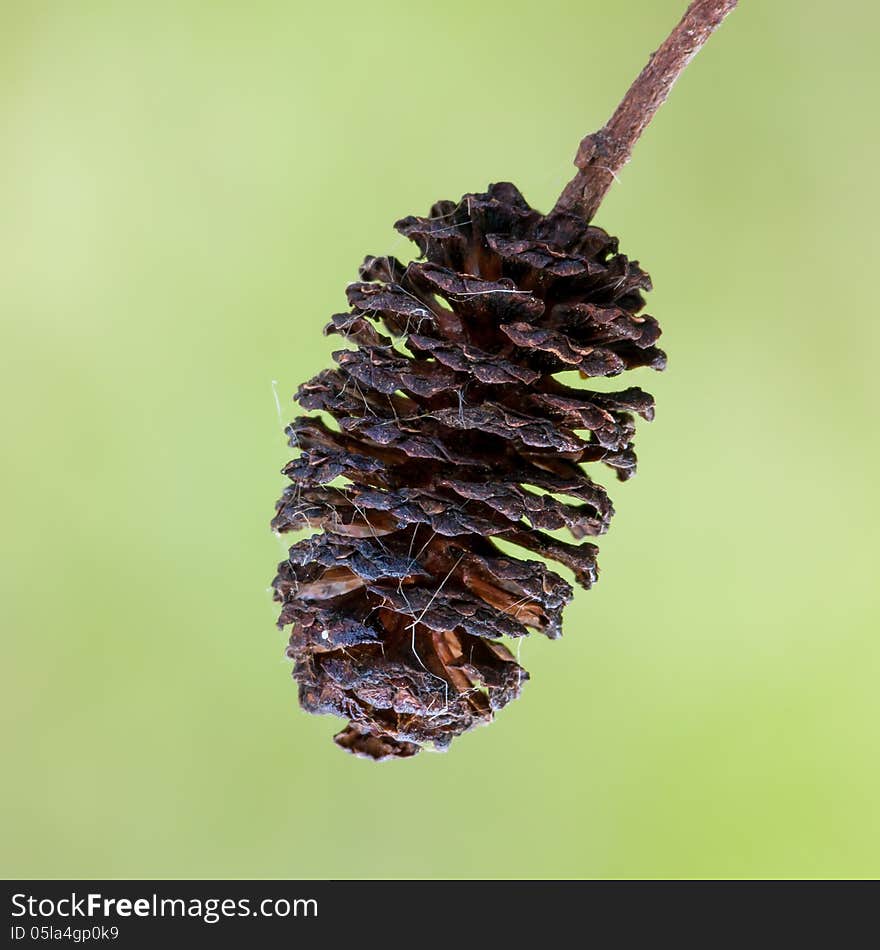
[3,0,878,879]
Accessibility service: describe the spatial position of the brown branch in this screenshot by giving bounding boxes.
[553,0,738,220]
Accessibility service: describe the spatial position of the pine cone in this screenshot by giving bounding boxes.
[272,182,664,759]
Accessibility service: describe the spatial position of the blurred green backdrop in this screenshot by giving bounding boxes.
[2,0,878,879]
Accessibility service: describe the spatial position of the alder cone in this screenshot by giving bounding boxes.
[272,182,664,759]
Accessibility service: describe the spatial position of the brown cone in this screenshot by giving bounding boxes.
[272,182,664,759]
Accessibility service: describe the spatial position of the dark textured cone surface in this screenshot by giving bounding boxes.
[272,183,664,759]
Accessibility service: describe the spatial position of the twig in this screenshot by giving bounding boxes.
[553,0,738,220]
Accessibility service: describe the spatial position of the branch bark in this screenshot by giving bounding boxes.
[553,0,738,220]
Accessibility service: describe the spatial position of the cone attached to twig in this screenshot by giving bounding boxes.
[271,182,664,758]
